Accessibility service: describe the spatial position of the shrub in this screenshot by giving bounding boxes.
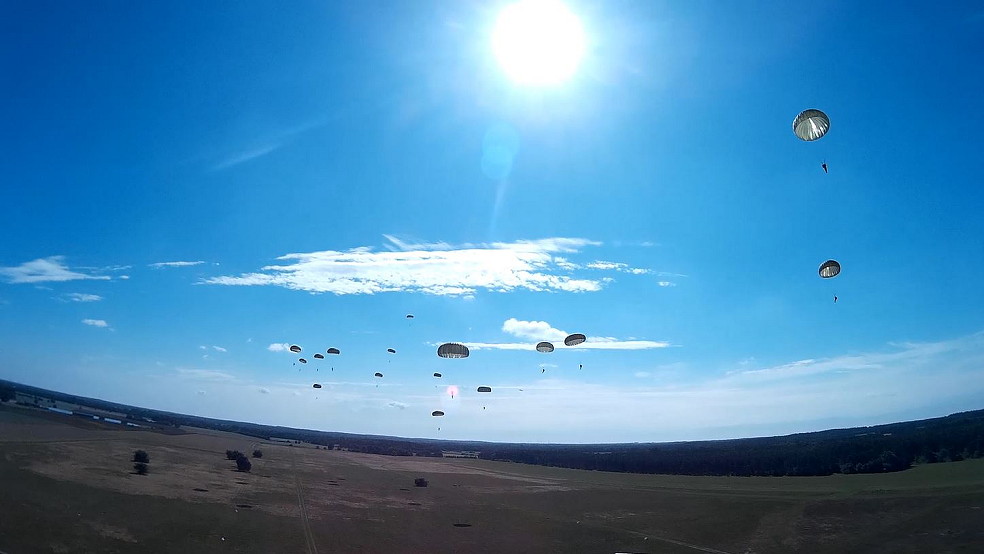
[225,450,243,461]
[132,450,150,464]
[134,462,148,475]
[235,455,252,472]
[252,449,263,458]
[414,477,428,487]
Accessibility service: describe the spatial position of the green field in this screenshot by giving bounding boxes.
[1,405,982,553]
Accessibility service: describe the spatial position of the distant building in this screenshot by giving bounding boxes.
[441,451,480,459]
[103,418,122,425]
[47,407,73,416]
[269,437,300,444]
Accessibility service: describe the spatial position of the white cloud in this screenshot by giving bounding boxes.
[657,281,676,287]
[259,388,271,394]
[175,368,237,382]
[267,343,291,352]
[212,346,227,352]
[487,318,671,350]
[196,390,207,396]
[1,256,112,284]
[502,318,567,341]
[149,261,205,269]
[204,237,627,296]
[213,144,281,171]
[63,293,103,302]
[585,260,651,275]
[81,319,109,328]
[387,401,408,410]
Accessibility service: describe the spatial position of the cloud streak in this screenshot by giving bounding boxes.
[149,261,205,268]
[81,319,109,328]
[204,237,649,296]
[63,293,103,302]
[1,256,112,284]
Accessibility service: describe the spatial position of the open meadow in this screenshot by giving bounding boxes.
[1,404,982,553]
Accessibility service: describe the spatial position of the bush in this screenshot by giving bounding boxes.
[414,478,428,487]
[235,455,252,472]
[132,450,150,464]
[225,450,243,461]
[252,449,263,458]
[134,462,148,475]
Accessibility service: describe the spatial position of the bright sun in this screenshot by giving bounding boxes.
[492,0,586,86]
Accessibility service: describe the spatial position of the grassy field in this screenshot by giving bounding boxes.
[1,404,982,553]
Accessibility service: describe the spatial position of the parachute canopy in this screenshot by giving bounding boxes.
[326,348,340,355]
[406,314,414,319]
[432,410,445,417]
[437,342,470,359]
[792,109,830,141]
[313,353,324,359]
[374,372,383,378]
[312,383,322,389]
[289,345,302,353]
[433,372,442,378]
[536,341,555,353]
[564,333,586,346]
[298,358,307,364]
[819,259,841,278]
[477,386,492,393]
[387,348,396,354]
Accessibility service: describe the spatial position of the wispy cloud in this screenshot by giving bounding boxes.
[212,144,281,171]
[1,256,112,284]
[149,261,205,269]
[268,343,291,352]
[387,401,408,410]
[212,345,227,352]
[203,236,652,296]
[62,293,103,302]
[463,318,672,351]
[175,368,237,382]
[258,387,271,394]
[586,260,651,275]
[81,318,109,328]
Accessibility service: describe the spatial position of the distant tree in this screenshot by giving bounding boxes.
[414,477,428,487]
[132,450,150,464]
[235,455,252,472]
[134,462,148,475]
[0,386,14,402]
[226,450,243,461]
[252,449,263,458]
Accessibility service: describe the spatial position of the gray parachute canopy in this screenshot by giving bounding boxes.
[433,372,442,378]
[374,372,383,378]
[536,341,555,353]
[406,314,414,319]
[313,353,324,359]
[564,333,586,346]
[326,347,340,355]
[298,358,307,364]
[289,345,302,353]
[312,383,322,389]
[819,259,841,278]
[387,348,396,354]
[793,109,830,141]
[477,386,492,393]
[432,410,445,417]
[437,342,470,359]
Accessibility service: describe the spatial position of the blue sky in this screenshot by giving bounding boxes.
[2,1,983,443]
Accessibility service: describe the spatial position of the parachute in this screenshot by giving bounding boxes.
[819,260,841,278]
[437,343,470,359]
[387,348,397,354]
[326,348,340,355]
[432,410,445,417]
[792,109,829,141]
[374,372,383,378]
[313,353,324,359]
[433,372,442,378]
[312,383,322,389]
[536,341,555,353]
[289,345,302,353]
[477,386,492,393]
[298,358,307,364]
[564,333,586,346]
[406,314,414,319]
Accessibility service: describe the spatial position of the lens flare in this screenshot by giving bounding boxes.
[446,385,460,399]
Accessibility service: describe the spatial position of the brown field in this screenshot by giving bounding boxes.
[1,404,982,553]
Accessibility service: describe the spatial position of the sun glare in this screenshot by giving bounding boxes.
[492,0,586,86]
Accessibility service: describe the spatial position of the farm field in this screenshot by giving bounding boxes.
[1,405,982,553]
